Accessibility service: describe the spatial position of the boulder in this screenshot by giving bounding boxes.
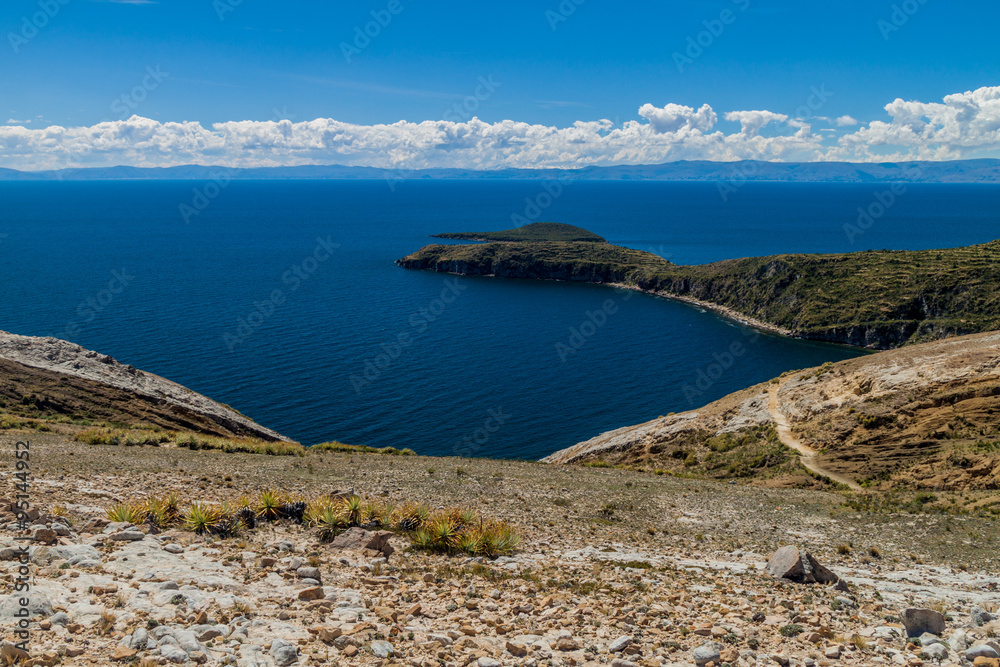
[269,638,298,666]
[901,608,946,638]
[328,528,394,558]
[765,546,839,584]
[693,642,721,666]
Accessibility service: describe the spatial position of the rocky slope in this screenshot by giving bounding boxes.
[4,433,1000,667]
[544,331,1000,495]
[0,330,285,441]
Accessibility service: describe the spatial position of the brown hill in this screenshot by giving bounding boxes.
[544,330,1000,496]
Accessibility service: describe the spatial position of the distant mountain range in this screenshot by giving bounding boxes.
[3,159,1000,182]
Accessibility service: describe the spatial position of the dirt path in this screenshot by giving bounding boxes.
[767,382,863,491]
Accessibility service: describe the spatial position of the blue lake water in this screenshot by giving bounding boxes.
[2,180,999,459]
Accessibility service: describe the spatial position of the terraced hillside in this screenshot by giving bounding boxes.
[399,230,1000,349]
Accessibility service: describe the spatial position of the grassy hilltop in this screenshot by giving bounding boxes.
[399,223,1000,349]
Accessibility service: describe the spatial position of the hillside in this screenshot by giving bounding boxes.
[398,233,1000,349]
[0,330,285,441]
[6,158,1000,182]
[544,330,1000,501]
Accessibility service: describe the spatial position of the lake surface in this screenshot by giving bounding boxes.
[2,180,998,459]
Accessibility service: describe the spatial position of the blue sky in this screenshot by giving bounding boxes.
[2,0,999,169]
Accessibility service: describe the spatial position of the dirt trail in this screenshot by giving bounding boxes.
[767,381,863,491]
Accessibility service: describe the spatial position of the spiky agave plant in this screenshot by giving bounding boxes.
[411,527,433,551]
[314,505,346,542]
[106,502,144,525]
[142,497,170,530]
[396,502,429,532]
[475,521,521,557]
[183,502,223,535]
[255,489,284,522]
[427,515,458,553]
[160,492,182,524]
[340,494,364,527]
[456,529,484,555]
[456,508,479,530]
[372,501,397,528]
[209,502,243,539]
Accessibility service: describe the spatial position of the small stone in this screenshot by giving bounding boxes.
[297,586,324,601]
[824,645,841,659]
[407,603,422,616]
[968,645,1000,660]
[269,638,298,666]
[611,660,638,667]
[478,658,501,667]
[370,640,393,658]
[506,641,528,657]
[694,642,721,666]
[609,635,633,653]
[343,644,358,657]
[109,530,145,542]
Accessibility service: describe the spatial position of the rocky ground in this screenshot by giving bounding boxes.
[545,331,1000,504]
[2,433,1000,667]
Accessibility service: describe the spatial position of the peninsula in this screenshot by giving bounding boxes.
[398,222,1000,349]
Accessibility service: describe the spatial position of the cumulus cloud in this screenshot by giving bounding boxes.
[835,115,859,126]
[2,86,1000,170]
[831,86,1000,161]
[724,110,788,137]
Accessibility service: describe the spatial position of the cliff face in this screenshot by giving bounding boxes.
[0,330,286,441]
[398,239,1000,350]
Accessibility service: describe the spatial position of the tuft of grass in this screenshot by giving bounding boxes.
[97,609,116,635]
[309,440,416,456]
[177,434,304,456]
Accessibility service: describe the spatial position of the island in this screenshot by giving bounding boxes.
[397,222,1000,349]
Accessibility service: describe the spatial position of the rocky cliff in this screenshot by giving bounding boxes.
[0,330,286,441]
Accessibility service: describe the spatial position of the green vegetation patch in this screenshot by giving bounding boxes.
[400,234,1000,349]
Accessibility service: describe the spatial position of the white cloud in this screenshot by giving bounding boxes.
[835,115,859,126]
[724,110,788,137]
[3,86,1000,170]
